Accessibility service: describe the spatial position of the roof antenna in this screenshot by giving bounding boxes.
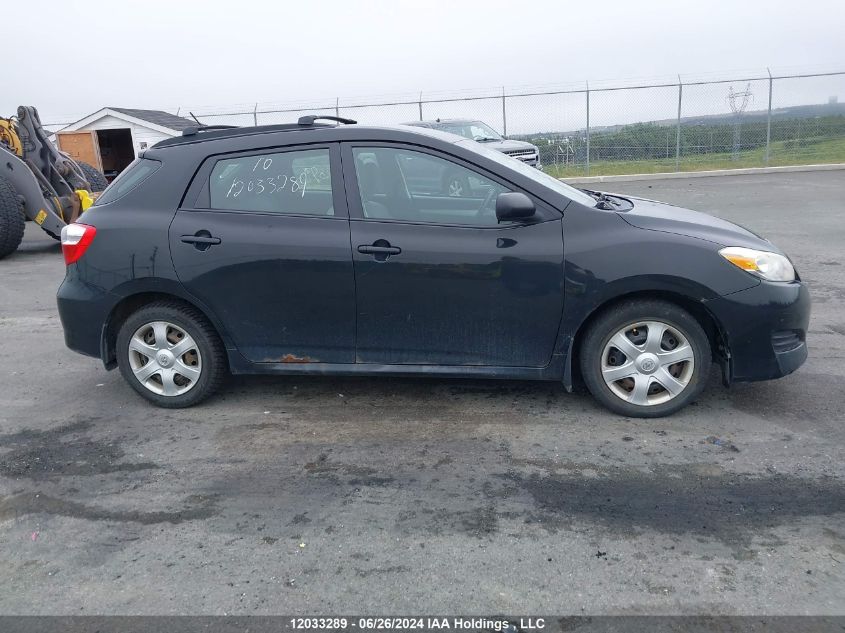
[188,111,202,125]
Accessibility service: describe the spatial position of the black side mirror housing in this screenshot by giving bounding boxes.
[496,192,536,222]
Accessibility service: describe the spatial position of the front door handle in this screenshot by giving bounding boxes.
[180,230,221,251]
[357,245,401,255]
[357,240,401,262]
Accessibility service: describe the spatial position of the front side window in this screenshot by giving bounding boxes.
[352,147,511,226]
[459,140,597,207]
[209,148,333,215]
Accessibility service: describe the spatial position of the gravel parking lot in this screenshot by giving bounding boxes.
[0,170,843,615]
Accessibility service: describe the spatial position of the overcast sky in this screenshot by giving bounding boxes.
[5,0,844,127]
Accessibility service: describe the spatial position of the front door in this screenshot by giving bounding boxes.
[170,144,355,364]
[343,144,564,367]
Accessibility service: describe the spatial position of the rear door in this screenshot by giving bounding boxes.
[170,144,355,364]
[342,143,564,367]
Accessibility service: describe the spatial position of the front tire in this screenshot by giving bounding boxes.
[580,299,711,418]
[116,301,227,408]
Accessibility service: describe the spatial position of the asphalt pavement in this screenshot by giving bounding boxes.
[0,170,843,615]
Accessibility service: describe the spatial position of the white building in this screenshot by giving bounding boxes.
[56,107,196,178]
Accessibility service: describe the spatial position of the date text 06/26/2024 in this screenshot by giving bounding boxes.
[288,618,546,631]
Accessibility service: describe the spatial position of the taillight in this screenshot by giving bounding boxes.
[60,223,97,265]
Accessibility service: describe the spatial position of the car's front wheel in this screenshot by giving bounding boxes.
[580,299,711,417]
[116,301,227,408]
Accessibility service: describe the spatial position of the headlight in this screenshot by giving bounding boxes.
[719,246,795,282]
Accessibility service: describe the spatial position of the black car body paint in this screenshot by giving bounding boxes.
[57,122,810,395]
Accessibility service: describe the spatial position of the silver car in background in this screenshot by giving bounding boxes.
[404,119,541,168]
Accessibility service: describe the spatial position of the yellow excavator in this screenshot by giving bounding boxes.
[0,106,108,259]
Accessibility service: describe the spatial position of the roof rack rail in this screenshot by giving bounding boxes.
[182,124,239,137]
[297,115,357,126]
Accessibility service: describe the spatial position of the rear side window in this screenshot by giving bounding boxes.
[209,148,332,215]
[93,158,161,205]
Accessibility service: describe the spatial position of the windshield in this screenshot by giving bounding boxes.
[458,140,597,207]
[437,121,503,142]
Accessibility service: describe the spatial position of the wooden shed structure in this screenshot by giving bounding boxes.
[56,108,195,179]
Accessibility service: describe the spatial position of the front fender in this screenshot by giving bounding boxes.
[557,205,759,388]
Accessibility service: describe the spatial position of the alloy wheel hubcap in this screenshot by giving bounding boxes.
[157,350,174,367]
[127,321,202,396]
[601,320,695,406]
[636,353,658,373]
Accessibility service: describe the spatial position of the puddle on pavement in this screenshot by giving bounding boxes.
[0,420,158,481]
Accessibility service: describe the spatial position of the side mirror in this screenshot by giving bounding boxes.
[495,192,536,222]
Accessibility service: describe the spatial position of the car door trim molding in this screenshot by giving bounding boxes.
[226,355,567,380]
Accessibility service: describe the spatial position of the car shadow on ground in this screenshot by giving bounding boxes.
[218,364,727,417]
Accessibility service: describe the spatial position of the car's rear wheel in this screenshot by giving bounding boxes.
[116,301,226,408]
[580,299,711,417]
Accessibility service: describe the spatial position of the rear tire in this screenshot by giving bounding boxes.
[0,177,25,260]
[76,161,109,192]
[116,301,227,408]
[580,299,711,418]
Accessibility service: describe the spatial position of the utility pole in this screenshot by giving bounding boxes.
[675,76,683,171]
[728,83,753,161]
[765,68,773,165]
[585,81,590,175]
[501,87,507,137]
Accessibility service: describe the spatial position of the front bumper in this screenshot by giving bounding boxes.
[502,151,540,168]
[516,156,540,168]
[703,280,810,382]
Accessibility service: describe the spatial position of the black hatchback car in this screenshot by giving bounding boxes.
[57,116,810,417]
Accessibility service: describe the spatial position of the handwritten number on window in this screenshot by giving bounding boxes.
[222,156,328,200]
[226,178,244,198]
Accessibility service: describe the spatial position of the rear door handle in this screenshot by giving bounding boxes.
[180,231,221,251]
[181,235,221,245]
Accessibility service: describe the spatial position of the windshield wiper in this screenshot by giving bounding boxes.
[474,137,500,142]
[581,188,620,210]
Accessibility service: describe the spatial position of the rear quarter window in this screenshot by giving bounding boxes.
[93,158,161,206]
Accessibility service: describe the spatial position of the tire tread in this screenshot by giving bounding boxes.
[76,161,109,192]
[0,176,25,260]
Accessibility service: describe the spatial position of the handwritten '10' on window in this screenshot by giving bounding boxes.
[220,154,330,199]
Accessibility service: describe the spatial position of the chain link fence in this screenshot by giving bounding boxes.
[46,70,845,177]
